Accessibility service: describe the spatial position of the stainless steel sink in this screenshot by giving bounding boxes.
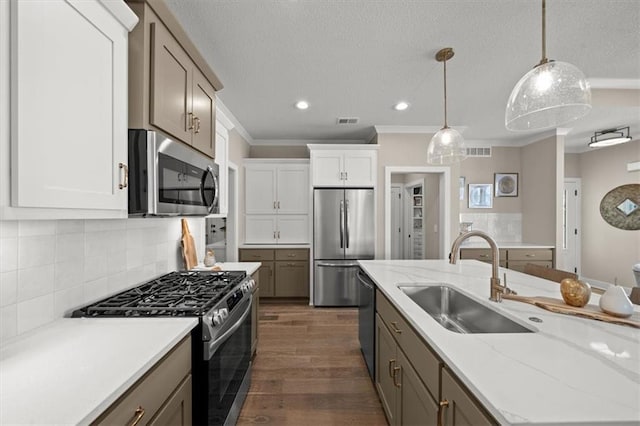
[398,284,534,334]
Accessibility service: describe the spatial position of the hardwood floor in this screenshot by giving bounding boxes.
[238,302,388,425]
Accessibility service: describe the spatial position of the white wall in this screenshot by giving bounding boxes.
[0,217,205,343]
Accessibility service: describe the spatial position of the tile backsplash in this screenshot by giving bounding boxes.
[459,213,522,242]
[0,217,205,342]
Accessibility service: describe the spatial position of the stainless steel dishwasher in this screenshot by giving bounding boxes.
[357,269,375,381]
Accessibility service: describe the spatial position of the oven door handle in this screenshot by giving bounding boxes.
[205,295,252,359]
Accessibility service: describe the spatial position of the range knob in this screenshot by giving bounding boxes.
[211,311,223,326]
[219,308,229,319]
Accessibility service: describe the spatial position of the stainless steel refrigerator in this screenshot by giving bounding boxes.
[314,188,374,306]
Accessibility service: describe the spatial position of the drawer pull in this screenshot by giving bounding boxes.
[129,406,145,426]
[388,359,396,378]
[479,254,489,258]
[438,400,449,426]
[392,366,401,388]
[287,254,296,257]
[526,254,536,257]
[390,321,402,334]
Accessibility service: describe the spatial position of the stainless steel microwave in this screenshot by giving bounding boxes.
[128,129,219,216]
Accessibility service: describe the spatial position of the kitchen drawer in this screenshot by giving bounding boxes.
[93,336,191,426]
[507,249,553,261]
[376,290,440,401]
[275,248,309,261]
[459,248,506,262]
[239,249,275,261]
[508,260,553,273]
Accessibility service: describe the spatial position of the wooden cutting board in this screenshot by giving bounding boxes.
[181,218,198,270]
[503,294,640,329]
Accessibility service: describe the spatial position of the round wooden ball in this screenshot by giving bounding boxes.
[560,278,592,307]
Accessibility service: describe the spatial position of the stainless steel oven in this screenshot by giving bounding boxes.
[194,293,252,426]
[128,129,219,216]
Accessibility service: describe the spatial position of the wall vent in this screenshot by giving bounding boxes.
[466,147,492,157]
[336,117,359,125]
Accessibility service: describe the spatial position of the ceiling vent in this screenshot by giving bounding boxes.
[336,117,359,125]
[465,147,492,157]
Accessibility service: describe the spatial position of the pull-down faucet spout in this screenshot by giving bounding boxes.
[449,230,515,302]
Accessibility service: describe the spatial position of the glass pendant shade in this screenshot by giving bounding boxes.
[427,127,467,165]
[505,60,592,131]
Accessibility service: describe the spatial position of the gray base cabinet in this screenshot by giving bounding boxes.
[240,249,309,299]
[375,290,497,426]
[460,247,553,271]
[93,336,192,426]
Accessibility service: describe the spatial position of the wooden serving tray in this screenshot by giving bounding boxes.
[503,294,640,329]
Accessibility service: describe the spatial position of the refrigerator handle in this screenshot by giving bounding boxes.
[340,200,345,248]
[345,199,350,248]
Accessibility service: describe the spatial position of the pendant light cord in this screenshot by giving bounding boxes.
[443,56,448,128]
[540,0,548,65]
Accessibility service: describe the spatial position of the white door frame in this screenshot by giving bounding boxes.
[562,178,581,275]
[384,166,450,260]
[390,184,404,259]
[227,162,239,262]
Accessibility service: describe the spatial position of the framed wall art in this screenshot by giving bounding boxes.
[468,184,493,208]
[494,173,518,197]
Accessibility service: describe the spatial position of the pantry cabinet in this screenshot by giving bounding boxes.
[245,160,310,244]
[1,0,138,219]
[93,336,192,426]
[127,0,223,158]
[375,290,496,426]
[308,145,378,187]
[239,249,309,299]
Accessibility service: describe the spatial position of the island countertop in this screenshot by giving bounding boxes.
[358,259,640,425]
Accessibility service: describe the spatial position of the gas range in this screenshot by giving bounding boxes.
[72,269,256,426]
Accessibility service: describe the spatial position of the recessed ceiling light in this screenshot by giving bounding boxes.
[295,100,309,110]
[394,102,409,111]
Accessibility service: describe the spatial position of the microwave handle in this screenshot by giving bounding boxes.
[203,166,219,213]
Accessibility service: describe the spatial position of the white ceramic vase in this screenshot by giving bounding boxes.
[599,284,634,318]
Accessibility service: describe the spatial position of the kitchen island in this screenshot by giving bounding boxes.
[359,259,640,425]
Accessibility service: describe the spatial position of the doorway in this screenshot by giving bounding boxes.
[390,185,403,259]
[562,178,581,275]
[384,166,451,260]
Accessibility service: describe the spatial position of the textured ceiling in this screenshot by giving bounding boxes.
[164,0,640,152]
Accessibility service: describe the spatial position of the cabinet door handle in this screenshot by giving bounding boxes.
[388,359,396,378]
[392,366,401,388]
[273,201,277,210]
[194,116,201,133]
[390,321,402,334]
[345,171,348,181]
[128,406,145,426]
[277,201,280,209]
[438,400,449,426]
[277,231,281,239]
[273,231,276,239]
[188,112,194,130]
[118,163,128,189]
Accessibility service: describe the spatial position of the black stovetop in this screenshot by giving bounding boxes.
[72,270,246,317]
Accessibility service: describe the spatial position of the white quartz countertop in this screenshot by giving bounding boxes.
[0,317,197,425]
[358,259,640,425]
[459,241,555,249]
[191,261,261,275]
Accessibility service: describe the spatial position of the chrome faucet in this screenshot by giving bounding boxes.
[449,230,515,302]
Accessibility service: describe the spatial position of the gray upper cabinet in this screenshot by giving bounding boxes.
[128,0,221,158]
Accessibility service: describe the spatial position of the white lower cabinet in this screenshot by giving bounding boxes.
[2,0,137,219]
[245,215,308,244]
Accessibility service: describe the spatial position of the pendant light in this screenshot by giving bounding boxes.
[505,0,591,131]
[427,47,467,165]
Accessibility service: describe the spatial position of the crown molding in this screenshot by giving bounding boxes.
[215,99,254,144]
[589,78,640,90]
[252,139,367,146]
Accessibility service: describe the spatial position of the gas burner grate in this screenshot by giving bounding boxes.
[73,270,246,317]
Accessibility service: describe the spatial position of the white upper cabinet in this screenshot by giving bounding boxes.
[244,159,310,244]
[1,0,138,219]
[245,161,309,215]
[309,145,378,187]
